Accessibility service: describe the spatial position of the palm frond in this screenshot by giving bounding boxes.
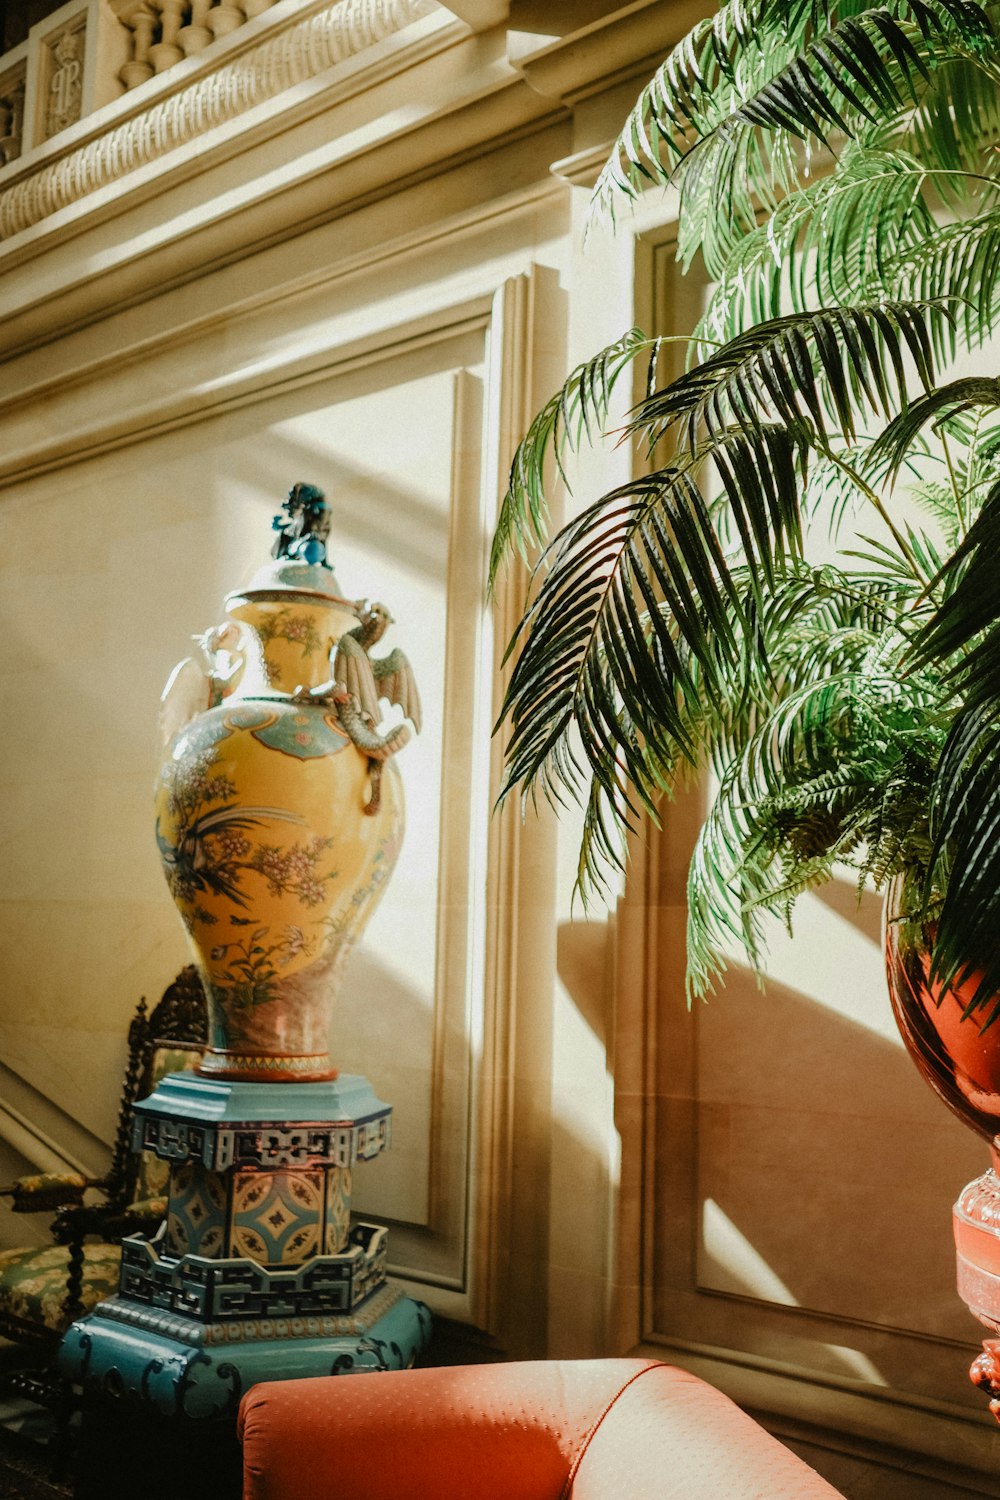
[880,210,1000,352]
[489,328,661,592]
[494,0,1000,1000]
[680,0,997,276]
[801,443,880,534]
[866,376,1000,480]
[910,53,1000,196]
[590,0,805,215]
[916,474,1000,702]
[692,147,938,351]
[595,0,995,278]
[591,0,926,217]
[631,301,944,453]
[494,300,940,609]
[688,642,942,995]
[498,429,805,826]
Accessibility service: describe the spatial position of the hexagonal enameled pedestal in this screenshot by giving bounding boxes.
[58,1074,430,1417]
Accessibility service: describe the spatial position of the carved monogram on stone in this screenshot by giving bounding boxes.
[46,27,84,138]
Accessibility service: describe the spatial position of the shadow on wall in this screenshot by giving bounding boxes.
[811,875,884,943]
[669,936,986,1386]
[333,942,439,1231]
[556,919,612,1047]
[160,350,477,586]
[226,425,452,583]
[0,367,461,1141]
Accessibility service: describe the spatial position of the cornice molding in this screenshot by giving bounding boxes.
[511,0,706,108]
[0,0,435,240]
[437,0,507,29]
[549,141,608,188]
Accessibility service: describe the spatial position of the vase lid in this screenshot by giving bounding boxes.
[228,482,354,605]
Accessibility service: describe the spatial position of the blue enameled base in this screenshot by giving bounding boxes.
[58,1284,430,1419]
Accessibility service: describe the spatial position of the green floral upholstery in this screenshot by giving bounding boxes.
[0,1052,197,1345]
[0,1242,120,1335]
[12,1172,87,1198]
[9,1170,88,1214]
[127,1196,168,1220]
[0,974,207,1364]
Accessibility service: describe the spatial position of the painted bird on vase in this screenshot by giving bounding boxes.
[155,805,305,908]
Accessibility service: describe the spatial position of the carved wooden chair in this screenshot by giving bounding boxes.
[0,968,207,1385]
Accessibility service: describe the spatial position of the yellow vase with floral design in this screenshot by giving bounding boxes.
[154,484,420,1082]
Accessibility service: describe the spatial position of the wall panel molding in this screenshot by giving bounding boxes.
[472,265,565,1350]
[0,298,493,486]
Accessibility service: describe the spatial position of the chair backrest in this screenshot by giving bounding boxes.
[104,967,208,1211]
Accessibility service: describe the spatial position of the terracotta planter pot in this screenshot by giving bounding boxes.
[884,897,1000,1143]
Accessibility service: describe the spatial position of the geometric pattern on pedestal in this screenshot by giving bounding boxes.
[166,1159,352,1264]
[231,1169,322,1264]
[167,1162,227,1258]
[117,1219,390,1327]
[132,1074,392,1173]
[325,1167,351,1254]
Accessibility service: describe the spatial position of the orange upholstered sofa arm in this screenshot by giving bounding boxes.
[238,1358,845,1500]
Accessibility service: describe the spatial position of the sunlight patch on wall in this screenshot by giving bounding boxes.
[821,1345,887,1385]
[729,885,903,1047]
[702,1197,800,1306]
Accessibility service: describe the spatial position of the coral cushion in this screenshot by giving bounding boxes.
[238,1359,845,1500]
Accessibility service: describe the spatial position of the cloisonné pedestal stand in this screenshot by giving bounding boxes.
[58,1072,429,1417]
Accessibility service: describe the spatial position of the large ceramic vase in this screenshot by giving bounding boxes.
[154,483,420,1083]
[884,882,1000,1413]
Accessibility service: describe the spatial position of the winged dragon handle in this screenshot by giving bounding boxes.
[159,623,245,751]
[300,600,422,815]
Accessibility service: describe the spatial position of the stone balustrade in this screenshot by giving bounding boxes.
[114,0,275,89]
[0,0,435,238]
[0,0,346,168]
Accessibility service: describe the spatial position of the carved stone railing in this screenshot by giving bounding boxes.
[0,0,435,240]
[113,0,275,90]
[0,0,292,164]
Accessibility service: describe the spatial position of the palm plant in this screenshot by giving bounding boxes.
[492,0,1000,1020]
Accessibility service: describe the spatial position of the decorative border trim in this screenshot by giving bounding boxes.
[134,1111,391,1170]
[0,0,434,239]
[118,1219,389,1319]
[198,1049,337,1081]
[98,1276,406,1345]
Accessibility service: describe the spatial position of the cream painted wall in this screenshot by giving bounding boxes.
[0,0,599,1339]
[0,224,571,1302]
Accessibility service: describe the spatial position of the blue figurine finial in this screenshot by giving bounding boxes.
[271,482,331,566]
